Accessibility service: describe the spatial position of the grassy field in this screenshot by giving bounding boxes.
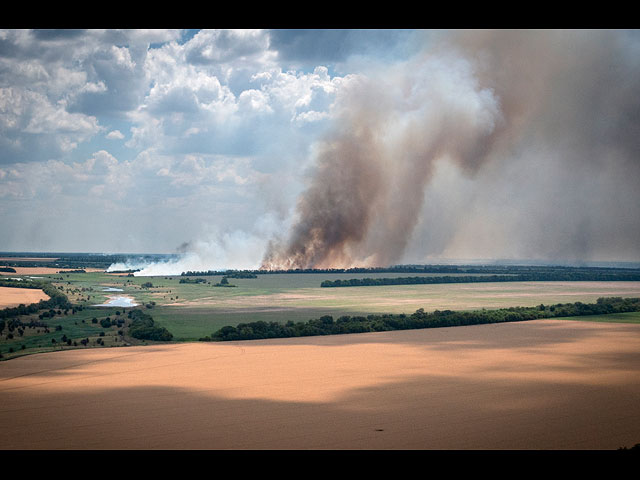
[558,311,640,323]
[2,268,640,355]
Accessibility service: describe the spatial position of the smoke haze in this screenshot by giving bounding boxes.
[260,29,640,269]
[107,221,280,276]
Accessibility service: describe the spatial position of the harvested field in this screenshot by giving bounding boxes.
[0,266,104,276]
[160,281,640,312]
[1,319,639,449]
[0,286,50,308]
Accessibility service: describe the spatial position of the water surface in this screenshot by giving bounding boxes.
[94,295,138,307]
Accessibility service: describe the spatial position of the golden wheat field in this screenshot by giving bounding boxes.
[1,318,639,450]
[0,266,105,276]
[0,286,50,308]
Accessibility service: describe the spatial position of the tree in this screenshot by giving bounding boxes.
[100,318,112,328]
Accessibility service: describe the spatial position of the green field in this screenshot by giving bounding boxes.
[2,269,640,354]
[84,272,640,340]
[557,311,640,323]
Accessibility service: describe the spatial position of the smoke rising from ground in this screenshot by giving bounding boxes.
[107,224,279,276]
[261,30,640,269]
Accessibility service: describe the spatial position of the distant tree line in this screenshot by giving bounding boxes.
[259,264,640,275]
[226,272,257,278]
[320,271,640,288]
[179,276,237,287]
[0,252,176,269]
[204,297,640,342]
[181,270,257,278]
[179,264,640,280]
[127,309,173,341]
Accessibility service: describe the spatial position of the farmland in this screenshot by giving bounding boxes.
[2,260,640,357]
[2,255,640,450]
[2,317,640,449]
[0,286,50,308]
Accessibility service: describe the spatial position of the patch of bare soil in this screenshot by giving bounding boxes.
[0,286,50,308]
[1,319,639,449]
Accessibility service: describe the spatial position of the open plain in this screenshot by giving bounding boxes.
[2,317,639,450]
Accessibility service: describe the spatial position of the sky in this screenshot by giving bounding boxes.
[1,29,639,271]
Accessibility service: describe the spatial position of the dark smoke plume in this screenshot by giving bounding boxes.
[261,30,640,269]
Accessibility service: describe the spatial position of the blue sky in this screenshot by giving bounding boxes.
[1,29,639,269]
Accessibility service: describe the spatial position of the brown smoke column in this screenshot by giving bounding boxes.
[261,30,640,269]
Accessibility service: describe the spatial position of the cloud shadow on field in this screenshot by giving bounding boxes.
[2,321,640,450]
[2,365,639,450]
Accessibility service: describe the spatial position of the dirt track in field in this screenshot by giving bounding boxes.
[0,286,50,307]
[1,319,639,450]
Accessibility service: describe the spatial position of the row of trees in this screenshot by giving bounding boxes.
[0,253,134,269]
[206,297,640,342]
[179,276,238,286]
[320,271,640,288]
[179,277,207,284]
[180,270,257,278]
[237,264,640,275]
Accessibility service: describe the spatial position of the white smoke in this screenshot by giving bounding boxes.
[107,213,286,276]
